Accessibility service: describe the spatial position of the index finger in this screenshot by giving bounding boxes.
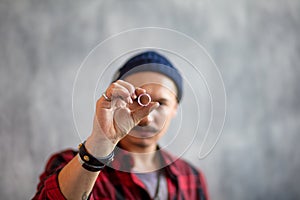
[114,80,137,99]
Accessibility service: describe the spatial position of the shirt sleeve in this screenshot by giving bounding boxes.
[32,149,76,200]
[198,168,210,200]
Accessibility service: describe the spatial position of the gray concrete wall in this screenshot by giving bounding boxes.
[1,0,300,199]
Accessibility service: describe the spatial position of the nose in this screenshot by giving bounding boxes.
[138,114,154,126]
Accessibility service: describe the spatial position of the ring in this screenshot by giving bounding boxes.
[102,92,111,102]
[137,93,151,106]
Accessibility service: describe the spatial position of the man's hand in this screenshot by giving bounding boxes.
[85,80,159,157]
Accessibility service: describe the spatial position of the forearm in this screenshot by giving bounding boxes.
[58,154,99,200]
[58,135,116,200]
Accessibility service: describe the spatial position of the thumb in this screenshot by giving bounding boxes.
[131,102,159,124]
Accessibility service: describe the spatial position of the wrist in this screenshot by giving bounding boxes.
[85,136,116,157]
[78,141,114,172]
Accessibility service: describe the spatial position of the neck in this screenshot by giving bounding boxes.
[118,139,158,153]
[131,151,161,173]
[118,142,161,172]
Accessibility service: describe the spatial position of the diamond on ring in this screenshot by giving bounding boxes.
[102,93,111,101]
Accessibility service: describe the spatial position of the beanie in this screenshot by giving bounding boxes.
[113,51,183,102]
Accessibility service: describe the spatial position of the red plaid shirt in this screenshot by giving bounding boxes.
[33,148,210,200]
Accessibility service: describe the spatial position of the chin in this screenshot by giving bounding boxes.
[129,132,157,139]
[121,135,157,149]
[131,135,155,145]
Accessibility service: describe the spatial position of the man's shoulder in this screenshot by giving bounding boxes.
[44,148,77,173]
[47,148,77,162]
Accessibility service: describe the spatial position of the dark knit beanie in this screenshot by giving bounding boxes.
[113,51,183,102]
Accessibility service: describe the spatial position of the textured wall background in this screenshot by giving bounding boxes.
[1,0,300,199]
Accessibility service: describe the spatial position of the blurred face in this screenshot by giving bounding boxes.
[119,72,178,151]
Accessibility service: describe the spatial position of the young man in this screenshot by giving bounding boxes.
[33,51,210,200]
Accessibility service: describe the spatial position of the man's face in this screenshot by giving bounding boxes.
[119,71,178,150]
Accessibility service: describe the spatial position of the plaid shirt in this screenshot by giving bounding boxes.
[33,148,210,200]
